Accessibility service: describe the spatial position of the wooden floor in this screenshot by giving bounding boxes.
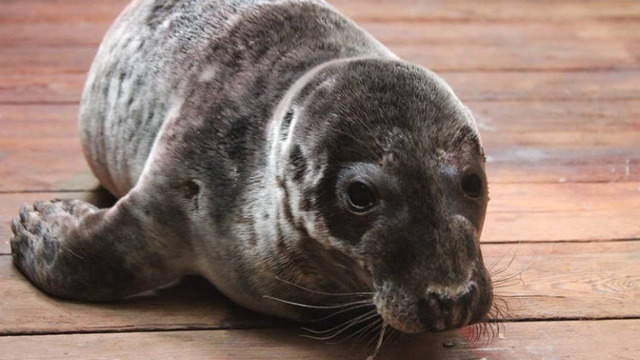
[1,0,639,359]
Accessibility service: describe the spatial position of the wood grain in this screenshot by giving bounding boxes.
[331,0,640,22]
[1,241,638,334]
[0,74,85,104]
[442,70,640,101]
[468,100,640,133]
[2,0,640,24]
[2,70,639,105]
[1,0,639,357]
[5,20,640,48]
[0,320,637,360]
[1,40,636,74]
[0,106,99,192]
[2,102,637,192]
[0,257,284,335]
[2,182,640,254]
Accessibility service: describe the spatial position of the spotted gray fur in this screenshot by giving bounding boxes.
[11,0,492,334]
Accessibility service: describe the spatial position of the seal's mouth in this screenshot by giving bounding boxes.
[373,280,493,334]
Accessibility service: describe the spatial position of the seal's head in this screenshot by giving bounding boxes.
[270,58,492,334]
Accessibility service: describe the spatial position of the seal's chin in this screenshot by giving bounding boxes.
[377,309,425,334]
[374,282,492,334]
[375,298,477,334]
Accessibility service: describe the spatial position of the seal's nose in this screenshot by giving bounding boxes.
[417,282,477,331]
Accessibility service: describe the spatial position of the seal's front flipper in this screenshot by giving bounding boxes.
[10,192,195,301]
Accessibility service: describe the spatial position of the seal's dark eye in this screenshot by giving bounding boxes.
[461,173,483,198]
[346,181,377,213]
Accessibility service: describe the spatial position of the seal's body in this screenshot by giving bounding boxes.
[11,0,493,334]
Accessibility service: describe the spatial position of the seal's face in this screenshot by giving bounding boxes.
[278,59,492,333]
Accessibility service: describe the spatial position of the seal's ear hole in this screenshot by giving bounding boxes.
[182,179,202,210]
[346,181,377,213]
[461,173,483,199]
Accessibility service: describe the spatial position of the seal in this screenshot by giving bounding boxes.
[10,0,493,335]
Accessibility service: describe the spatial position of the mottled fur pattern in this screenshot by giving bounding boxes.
[11,0,492,334]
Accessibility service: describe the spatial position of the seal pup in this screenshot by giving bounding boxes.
[11,0,493,335]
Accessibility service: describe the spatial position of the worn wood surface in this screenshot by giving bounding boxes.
[2,39,638,72]
[1,320,638,360]
[1,240,638,334]
[0,0,639,358]
[2,71,640,104]
[1,102,638,192]
[2,0,640,23]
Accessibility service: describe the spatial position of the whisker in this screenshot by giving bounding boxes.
[263,295,372,309]
[330,317,382,345]
[366,322,387,360]
[487,250,509,272]
[332,261,371,290]
[353,318,383,343]
[492,268,528,287]
[361,320,384,346]
[386,328,405,346]
[302,309,378,335]
[311,302,376,322]
[275,276,373,297]
[488,249,517,273]
[301,311,380,340]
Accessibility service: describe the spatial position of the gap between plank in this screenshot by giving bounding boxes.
[5,96,640,105]
[1,316,638,338]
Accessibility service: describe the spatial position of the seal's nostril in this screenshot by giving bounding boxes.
[419,283,480,330]
[418,290,453,331]
[439,294,454,310]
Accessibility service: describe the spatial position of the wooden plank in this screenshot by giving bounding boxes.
[363,20,640,45]
[484,131,640,148]
[0,105,100,190]
[1,142,638,191]
[0,0,128,25]
[5,21,640,50]
[0,320,638,359]
[4,20,640,48]
[483,137,640,184]
[331,0,640,22]
[1,182,640,253]
[2,0,640,25]
[441,70,640,101]
[2,20,639,73]
[0,257,280,335]
[0,74,85,104]
[469,99,640,182]
[5,99,639,135]
[469,100,640,133]
[393,42,638,71]
[2,71,639,104]
[488,182,640,213]
[1,41,636,74]
[487,155,639,184]
[2,101,638,193]
[0,141,97,192]
[0,241,638,333]
[0,105,97,194]
[483,183,640,242]
[0,48,97,75]
[484,241,640,320]
[0,23,110,47]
